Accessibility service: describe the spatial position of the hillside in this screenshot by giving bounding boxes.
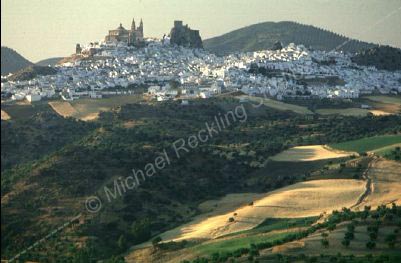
[1,47,33,75]
[204,21,376,56]
[2,97,401,262]
[352,45,401,71]
[36,57,64,67]
[7,65,58,81]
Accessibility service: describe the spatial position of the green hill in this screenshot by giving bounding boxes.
[204,21,376,56]
[36,57,64,67]
[352,45,401,71]
[7,65,58,81]
[1,46,33,75]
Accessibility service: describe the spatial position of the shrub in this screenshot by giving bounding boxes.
[341,239,350,248]
[321,239,329,248]
[152,236,162,247]
[366,241,376,250]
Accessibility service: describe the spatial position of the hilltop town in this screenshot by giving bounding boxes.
[1,19,401,103]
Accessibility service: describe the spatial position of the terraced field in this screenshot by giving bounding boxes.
[152,179,365,242]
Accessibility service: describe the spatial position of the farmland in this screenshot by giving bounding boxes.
[3,98,401,262]
[238,95,313,115]
[315,108,394,116]
[126,158,401,262]
[270,145,355,162]
[1,109,11,120]
[330,134,401,153]
[49,95,144,120]
[151,179,365,242]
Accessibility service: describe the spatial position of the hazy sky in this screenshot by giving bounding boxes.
[2,0,401,62]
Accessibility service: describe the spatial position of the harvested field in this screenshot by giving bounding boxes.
[1,109,11,120]
[156,179,365,242]
[48,95,143,120]
[355,158,401,210]
[270,145,355,162]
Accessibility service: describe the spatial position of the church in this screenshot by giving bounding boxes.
[105,18,144,46]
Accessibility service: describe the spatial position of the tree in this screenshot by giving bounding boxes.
[369,232,377,240]
[366,241,376,250]
[385,234,397,248]
[327,223,336,231]
[117,235,127,251]
[321,239,329,248]
[104,256,126,263]
[345,232,354,240]
[341,239,350,248]
[130,219,151,244]
[347,224,355,232]
[152,236,162,248]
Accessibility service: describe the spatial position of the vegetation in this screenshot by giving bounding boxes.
[352,45,401,71]
[329,134,401,153]
[204,21,376,56]
[184,204,401,262]
[7,65,57,81]
[2,98,401,261]
[373,144,401,161]
[1,46,33,75]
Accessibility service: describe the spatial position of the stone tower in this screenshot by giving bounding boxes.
[76,43,82,54]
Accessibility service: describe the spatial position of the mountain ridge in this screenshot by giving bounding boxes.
[204,21,378,55]
[1,47,33,75]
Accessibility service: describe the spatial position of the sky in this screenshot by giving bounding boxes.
[1,0,401,62]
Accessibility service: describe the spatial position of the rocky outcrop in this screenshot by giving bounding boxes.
[170,21,203,49]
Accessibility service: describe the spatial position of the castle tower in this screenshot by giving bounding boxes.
[76,43,82,54]
[131,18,136,31]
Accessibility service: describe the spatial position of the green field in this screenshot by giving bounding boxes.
[316,108,371,116]
[330,135,401,153]
[372,143,401,161]
[190,217,316,256]
[1,101,53,120]
[192,231,299,255]
[239,95,313,115]
[366,95,401,105]
[222,217,318,238]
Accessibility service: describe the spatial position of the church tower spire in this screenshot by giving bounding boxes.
[139,18,143,34]
[131,18,136,31]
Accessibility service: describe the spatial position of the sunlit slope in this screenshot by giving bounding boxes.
[157,179,365,242]
[355,159,401,210]
[270,145,355,162]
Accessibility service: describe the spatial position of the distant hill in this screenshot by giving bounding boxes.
[1,47,33,75]
[7,65,57,81]
[36,57,64,67]
[204,21,377,56]
[352,46,401,71]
